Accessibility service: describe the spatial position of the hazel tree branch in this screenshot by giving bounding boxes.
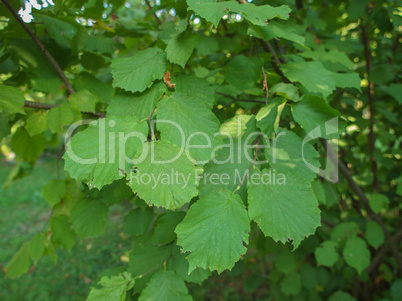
[1,0,75,96]
[24,101,105,118]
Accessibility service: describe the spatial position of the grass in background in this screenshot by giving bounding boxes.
[0,157,129,301]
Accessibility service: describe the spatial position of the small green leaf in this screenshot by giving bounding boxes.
[280,272,302,296]
[29,233,46,265]
[166,30,200,68]
[256,97,286,137]
[11,128,46,163]
[270,83,300,101]
[274,249,296,274]
[0,85,25,114]
[292,95,345,139]
[111,47,166,93]
[123,207,153,237]
[153,211,186,245]
[176,189,250,274]
[168,246,211,284]
[225,55,263,91]
[50,215,76,251]
[329,291,357,301]
[368,194,389,213]
[25,111,48,136]
[6,242,31,278]
[364,221,385,249]
[70,90,97,113]
[343,236,370,274]
[139,270,192,301]
[47,104,74,134]
[87,272,135,301]
[70,199,108,238]
[43,179,67,206]
[315,241,339,267]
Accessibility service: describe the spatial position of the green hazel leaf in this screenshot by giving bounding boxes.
[330,222,360,244]
[186,0,290,27]
[74,72,114,104]
[63,115,148,190]
[128,239,172,291]
[0,113,11,140]
[281,61,336,98]
[29,232,46,265]
[172,74,216,108]
[176,189,250,274]
[256,97,286,137]
[292,95,345,139]
[107,81,167,121]
[111,47,166,93]
[33,13,78,49]
[247,169,321,248]
[87,272,135,301]
[249,21,305,46]
[329,291,357,301]
[25,111,48,136]
[315,241,339,267]
[123,207,153,237]
[331,72,361,91]
[343,236,370,275]
[168,245,211,284]
[153,211,186,245]
[157,92,222,163]
[139,270,192,301]
[265,128,320,183]
[364,221,385,249]
[273,249,296,274]
[6,242,31,278]
[384,83,402,104]
[368,193,389,213]
[128,141,199,210]
[269,83,300,101]
[166,30,200,68]
[299,49,355,69]
[11,128,46,163]
[47,104,74,134]
[43,179,67,206]
[0,85,25,114]
[390,279,402,301]
[49,214,76,251]
[225,55,263,91]
[280,272,302,297]
[69,90,97,113]
[70,199,108,238]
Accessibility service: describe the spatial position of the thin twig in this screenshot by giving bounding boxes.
[24,101,105,118]
[2,0,75,95]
